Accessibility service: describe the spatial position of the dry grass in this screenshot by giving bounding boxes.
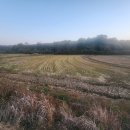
[0,55,95,76]
[0,54,130,130]
[0,80,53,130]
[89,55,130,68]
[1,72,130,100]
[0,54,130,84]
[87,105,121,130]
[0,74,130,129]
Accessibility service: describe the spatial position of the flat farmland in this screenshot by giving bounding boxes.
[1,54,130,89]
[0,54,130,130]
[88,55,130,68]
[0,54,130,77]
[0,55,96,76]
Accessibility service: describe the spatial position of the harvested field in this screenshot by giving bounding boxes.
[0,55,96,76]
[0,54,130,100]
[0,54,130,130]
[87,55,130,68]
[0,54,130,78]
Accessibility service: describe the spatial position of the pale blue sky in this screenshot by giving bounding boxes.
[0,0,130,44]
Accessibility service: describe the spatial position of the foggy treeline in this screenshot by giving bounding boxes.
[0,35,130,54]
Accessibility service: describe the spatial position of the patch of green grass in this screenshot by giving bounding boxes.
[49,89,70,103]
[121,115,130,130]
[53,92,69,103]
[55,93,69,102]
[30,85,50,95]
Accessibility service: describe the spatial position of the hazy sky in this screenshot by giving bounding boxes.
[0,0,130,44]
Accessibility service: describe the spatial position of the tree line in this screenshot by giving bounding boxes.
[0,35,130,54]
